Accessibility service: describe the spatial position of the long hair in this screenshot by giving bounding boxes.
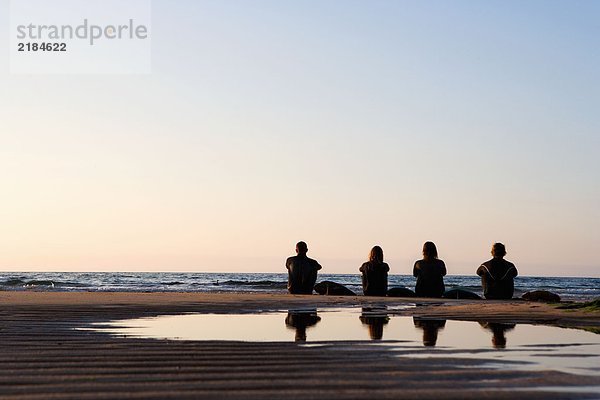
[369,246,384,264]
[422,242,438,260]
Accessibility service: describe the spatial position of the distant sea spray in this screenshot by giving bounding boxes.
[0,272,598,301]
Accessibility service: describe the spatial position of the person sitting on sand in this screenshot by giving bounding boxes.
[476,243,518,300]
[359,246,390,296]
[413,241,447,298]
[286,241,322,294]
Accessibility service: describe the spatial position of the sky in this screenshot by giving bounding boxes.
[0,0,598,276]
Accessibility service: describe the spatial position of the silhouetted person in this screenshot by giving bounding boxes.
[413,317,446,347]
[359,246,390,296]
[413,242,447,297]
[285,310,321,342]
[479,322,515,349]
[286,241,322,294]
[360,308,389,340]
[477,243,518,300]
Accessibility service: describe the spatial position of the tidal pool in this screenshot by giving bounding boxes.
[85,307,600,376]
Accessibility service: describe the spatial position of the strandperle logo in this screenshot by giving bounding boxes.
[10,0,151,74]
[15,19,149,46]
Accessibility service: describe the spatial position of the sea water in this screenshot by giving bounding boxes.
[0,272,598,301]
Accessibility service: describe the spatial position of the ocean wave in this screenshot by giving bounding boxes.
[1,278,26,286]
[0,273,597,301]
[24,280,56,287]
[220,280,287,288]
[0,278,88,288]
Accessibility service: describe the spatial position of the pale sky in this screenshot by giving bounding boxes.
[0,0,598,276]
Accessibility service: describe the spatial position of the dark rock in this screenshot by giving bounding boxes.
[386,287,416,297]
[443,289,482,300]
[521,290,561,303]
[313,281,356,296]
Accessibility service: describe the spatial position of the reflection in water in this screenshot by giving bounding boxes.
[479,322,516,349]
[285,310,321,341]
[413,317,446,347]
[359,307,390,340]
[86,308,600,376]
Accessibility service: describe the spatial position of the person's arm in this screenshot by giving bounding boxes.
[313,259,322,271]
[384,263,390,272]
[476,265,485,277]
[359,263,365,273]
[413,262,420,277]
[503,263,518,279]
[510,262,518,278]
[440,260,447,276]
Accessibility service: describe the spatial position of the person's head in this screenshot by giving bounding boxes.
[491,243,506,259]
[422,325,440,347]
[367,322,385,340]
[491,326,508,348]
[369,246,384,264]
[422,241,438,260]
[296,241,308,256]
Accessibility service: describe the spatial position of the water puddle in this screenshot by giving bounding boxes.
[85,306,600,376]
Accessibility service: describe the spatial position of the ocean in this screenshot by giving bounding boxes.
[0,272,598,301]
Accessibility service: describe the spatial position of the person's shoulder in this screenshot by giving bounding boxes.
[372,261,388,270]
[437,259,446,266]
[505,260,517,268]
[308,257,322,268]
[477,260,492,274]
[286,255,298,265]
[414,259,423,267]
[360,261,370,271]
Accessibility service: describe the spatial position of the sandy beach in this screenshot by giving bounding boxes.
[1,292,599,399]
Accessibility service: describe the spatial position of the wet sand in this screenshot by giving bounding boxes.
[1,292,599,399]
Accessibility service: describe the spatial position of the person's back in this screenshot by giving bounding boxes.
[413,242,446,298]
[286,241,322,294]
[414,259,446,297]
[477,243,518,300]
[360,262,389,296]
[359,246,389,296]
